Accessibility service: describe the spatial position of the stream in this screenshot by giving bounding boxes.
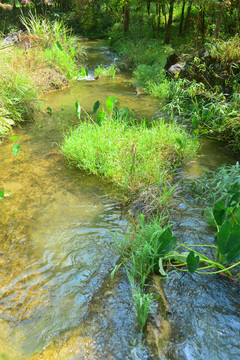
[0,40,239,360]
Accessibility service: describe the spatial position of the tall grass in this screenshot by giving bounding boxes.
[20,12,85,80]
[207,35,240,63]
[0,47,38,136]
[0,15,85,136]
[61,108,198,193]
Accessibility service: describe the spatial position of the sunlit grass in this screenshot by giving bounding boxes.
[61,114,198,193]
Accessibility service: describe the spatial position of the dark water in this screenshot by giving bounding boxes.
[0,40,239,360]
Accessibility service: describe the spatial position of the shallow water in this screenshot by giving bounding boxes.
[0,40,240,360]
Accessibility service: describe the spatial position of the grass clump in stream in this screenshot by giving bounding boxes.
[94,64,119,78]
[61,97,198,195]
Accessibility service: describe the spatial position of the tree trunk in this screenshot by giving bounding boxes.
[157,3,161,37]
[123,5,130,33]
[200,8,205,40]
[165,0,175,44]
[147,0,150,15]
[161,2,167,28]
[236,0,240,34]
[179,0,186,35]
[183,0,193,32]
[215,7,223,39]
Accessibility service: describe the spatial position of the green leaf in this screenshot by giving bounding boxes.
[175,138,183,148]
[204,207,217,227]
[165,251,189,264]
[97,109,105,126]
[0,190,4,200]
[11,136,19,142]
[85,68,89,76]
[56,41,63,51]
[159,258,166,276]
[106,96,117,112]
[217,220,240,263]
[233,206,240,224]
[213,200,227,226]
[75,100,81,120]
[111,263,122,281]
[13,143,20,156]
[81,67,86,78]
[47,107,52,116]
[93,100,100,115]
[156,227,177,256]
[187,251,200,273]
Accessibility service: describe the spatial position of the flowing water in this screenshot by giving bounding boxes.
[0,40,239,360]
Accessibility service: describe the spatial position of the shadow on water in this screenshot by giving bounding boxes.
[0,40,240,360]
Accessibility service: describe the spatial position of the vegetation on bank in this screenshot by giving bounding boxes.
[0,14,85,136]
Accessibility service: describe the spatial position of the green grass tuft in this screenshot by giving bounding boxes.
[60,110,198,193]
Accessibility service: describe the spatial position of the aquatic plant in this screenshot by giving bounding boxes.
[61,97,198,194]
[94,64,119,78]
[112,214,176,333]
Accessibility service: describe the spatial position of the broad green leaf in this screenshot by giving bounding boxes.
[93,100,100,115]
[204,207,217,227]
[106,96,117,112]
[75,100,81,120]
[0,190,4,200]
[187,251,199,273]
[85,68,89,76]
[13,144,20,156]
[11,136,19,142]
[213,200,226,226]
[156,227,177,256]
[217,220,240,263]
[81,67,86,78]
[56,41,63,51]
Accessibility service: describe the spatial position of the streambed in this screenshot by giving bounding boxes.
[0,40,239,360]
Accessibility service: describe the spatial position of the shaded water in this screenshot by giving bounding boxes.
[0,40,240,360]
